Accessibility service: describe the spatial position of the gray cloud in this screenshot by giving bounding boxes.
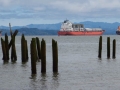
[0,0,120,22]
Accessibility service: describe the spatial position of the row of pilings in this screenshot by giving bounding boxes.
[1,33,58,75]
[30,37,58,74]
[1,30,18,62]
[98,36,116,59]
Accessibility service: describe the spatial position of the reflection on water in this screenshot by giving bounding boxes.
[40,74,48,90]
[52,73,59,90]
[1,36,120,89]
[29,73,59,90]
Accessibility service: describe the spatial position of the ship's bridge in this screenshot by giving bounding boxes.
[72,24,84,31]
[60,20,73,31]
[60,20,85,31]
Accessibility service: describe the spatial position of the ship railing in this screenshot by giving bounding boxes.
[85,28,102,31]
[92,28,102,30]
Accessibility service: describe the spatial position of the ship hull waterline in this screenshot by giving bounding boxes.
[58,31,105,36]
[116,31,120,35]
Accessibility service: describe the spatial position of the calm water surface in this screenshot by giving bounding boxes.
[0,35,120,90]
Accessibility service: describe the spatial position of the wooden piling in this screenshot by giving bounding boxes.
[52,39,58,72]
[112,39,116,59]
[11,36,17,62]
[36,37,41,60]
[25,40,28,61]
[9,23,12,37]
[1,38,7,62]
[8,30,18,50]
[41,39,46,73]
[21,34,27,62]
[98,36,102,58]
[5,33,9,60]
[31,38,37,74]
[107,37,110,59]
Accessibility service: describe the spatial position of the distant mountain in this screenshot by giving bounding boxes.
[0,21,119,35]
[17,28,58,35]
[0,26,9,29]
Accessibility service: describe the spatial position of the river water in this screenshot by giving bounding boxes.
[0,35,120,90]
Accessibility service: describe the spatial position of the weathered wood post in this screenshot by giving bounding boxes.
[52,39,58,73]
[8,23,18,62]
[9,23,12,37]
[11,36,17,62]
[25,40,28,61]
[31,38,37,75]
[112,39,116,59]
[8,30,18,49]
[1,38,7,62]
[36,37,41,61]
[41,39,46,73]
[98,36,102,58]
[5,33,9,60]
[21,34,27,62]
[107,37,110,59]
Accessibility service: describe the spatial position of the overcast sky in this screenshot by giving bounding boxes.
[0,0,120,26]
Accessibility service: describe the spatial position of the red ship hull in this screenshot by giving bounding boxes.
[58,30,105,36]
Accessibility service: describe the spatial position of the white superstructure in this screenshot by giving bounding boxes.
[60,20,103,31]
[60,20,85,31]
[60,20,73,31]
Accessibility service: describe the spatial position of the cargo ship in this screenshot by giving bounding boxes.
[58,20,105,36]
[116,26,120,35]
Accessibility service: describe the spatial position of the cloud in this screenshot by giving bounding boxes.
[50,0,120,12]
[0,0,120,23]
[0,0,12,6]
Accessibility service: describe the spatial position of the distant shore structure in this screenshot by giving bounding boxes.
[58,20,105,36]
